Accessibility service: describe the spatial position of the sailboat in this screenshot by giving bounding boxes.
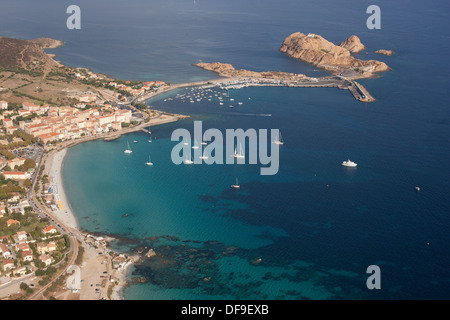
[199,148,209,160]
[124,141,132,154]
[273,131,284,145]
[145,155,153,166]
[231,178,240,189]
[184,154,194,164]
[234,143,245,159]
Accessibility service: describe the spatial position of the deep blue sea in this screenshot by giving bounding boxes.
[2,0,449,299]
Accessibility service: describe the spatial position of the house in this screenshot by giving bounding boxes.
[6,219,20,227]
[7,192,21,203]
[47,241,56,252]
[15,242,31,252]
[2,118,13,128]
[0,235,11,244]
[21,250,34,262]
[6,125,19,134]
[22,102,40,111]
[43,225,57,235]
[0,100,8,110]
[15,231,28,242]
[112,254,127,269]
[8,157,26,169]
[0,243,12,259]
[36,242,48,255]
[14,266,29,276]
[39,254,53,266]
[2,259,14,272]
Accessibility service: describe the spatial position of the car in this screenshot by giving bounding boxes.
[102,271,107,274]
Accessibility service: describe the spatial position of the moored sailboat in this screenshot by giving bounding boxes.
[231,178,240,189]
[124,141,132,154]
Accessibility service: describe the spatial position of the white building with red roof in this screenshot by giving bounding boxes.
[43,225,57,235]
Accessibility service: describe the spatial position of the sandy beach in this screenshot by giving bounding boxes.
[42,148,138,300]
[46,148,79,231]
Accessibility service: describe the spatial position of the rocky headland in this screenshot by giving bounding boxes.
[0,36,64,72]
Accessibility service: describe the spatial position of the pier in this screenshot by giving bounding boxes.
[348,81,375,102]
[134,75,375,104]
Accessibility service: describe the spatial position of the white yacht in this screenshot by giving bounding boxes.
[342,159,357,167]
[145,156,153,166]
[231,178,240,189]
[124,141,132,154]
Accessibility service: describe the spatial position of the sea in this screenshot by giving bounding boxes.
[1,0,449,299]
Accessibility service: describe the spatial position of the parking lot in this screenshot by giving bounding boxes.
[12,144,43,162]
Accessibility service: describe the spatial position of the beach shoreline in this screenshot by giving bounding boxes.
[46,148,79,231]
[34,101,188,300]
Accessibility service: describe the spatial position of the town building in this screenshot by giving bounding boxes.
[0,100,8,110]
[2,259,14,272]
[6,219,20,227]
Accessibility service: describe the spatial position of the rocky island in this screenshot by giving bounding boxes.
[194,32,394,103]
[375,49,395,56]
[279,32,390,79]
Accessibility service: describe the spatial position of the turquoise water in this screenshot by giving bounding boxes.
[3,0,450,299]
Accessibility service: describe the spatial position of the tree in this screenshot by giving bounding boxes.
[24,180,32,188]
[24,158,36,170]
[20,282,29,291]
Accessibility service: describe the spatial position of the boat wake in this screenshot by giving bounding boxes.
[228,113,272,117]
